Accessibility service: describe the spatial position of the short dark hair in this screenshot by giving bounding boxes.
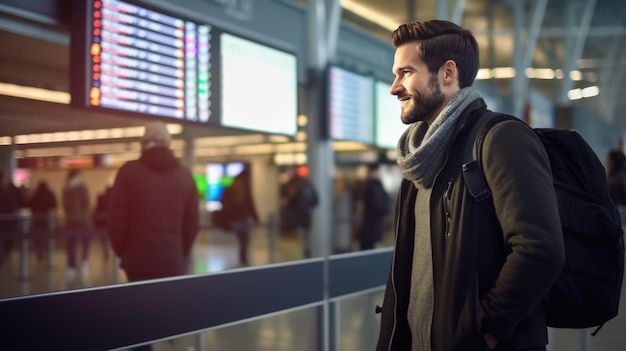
[391,19,479,88]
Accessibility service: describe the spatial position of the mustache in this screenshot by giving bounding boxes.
[397,93,410,101]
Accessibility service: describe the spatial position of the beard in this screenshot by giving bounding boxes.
[400,74,445,125]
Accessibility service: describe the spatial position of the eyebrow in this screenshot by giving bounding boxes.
[392,65,414,75]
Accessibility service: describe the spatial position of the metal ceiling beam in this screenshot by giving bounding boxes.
[451,0,467,25]
[558,0,597,105]
[435,0,449,20]
[470,26,626,38]
[325,0,342,61]
[433,0,465,23]
[0,12,67,45]
[512,0,548,118]
[600,39,625,122]
[408,0,418,22]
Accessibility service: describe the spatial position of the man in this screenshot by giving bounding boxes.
[376,20,565,351]
[108,121,199,282]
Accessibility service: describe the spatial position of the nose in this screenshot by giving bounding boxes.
[389,79,402,96]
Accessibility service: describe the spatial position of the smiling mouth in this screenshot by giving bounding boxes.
[398,96,410,106]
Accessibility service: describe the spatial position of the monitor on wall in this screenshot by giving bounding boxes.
[202,161,246,212]
[328,66,374,144]
[219,32,298,136]
[71,0,214,123]
[375,80,407,149]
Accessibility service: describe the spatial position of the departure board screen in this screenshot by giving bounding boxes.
[328,66,374,144]
[75,0,213,122]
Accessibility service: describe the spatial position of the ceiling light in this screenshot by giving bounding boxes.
[570,70,582,81]
[582,86,599,98]
[568,89,583,100]
[341,0,398,31]
[476,69,493,80]
[492,67,516,79]
[0,83,70,104]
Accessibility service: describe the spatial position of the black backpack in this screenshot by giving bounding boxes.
[462,111,625,334]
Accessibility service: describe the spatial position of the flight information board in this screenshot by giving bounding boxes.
[82,0,212,121]
[328,66,374,144]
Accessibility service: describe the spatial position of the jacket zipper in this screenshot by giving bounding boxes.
[388,184,403,350]
[443,178,453,237]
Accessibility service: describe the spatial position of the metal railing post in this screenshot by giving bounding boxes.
[268,212,277,263]
[19,213,30,281]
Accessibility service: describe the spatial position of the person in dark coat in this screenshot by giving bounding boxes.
[28,180,58,261]
[108,121,199,283]
[62,169,91,278]
[357,164,390,250]
[606,148,626,206]
[280,166,318,258]
[220,166,258,266]
[0,171,18,266]
[377,20,564,351]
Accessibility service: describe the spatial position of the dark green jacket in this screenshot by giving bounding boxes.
[377,100,565,350]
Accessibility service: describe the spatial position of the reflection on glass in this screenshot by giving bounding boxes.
[0,159,403,299]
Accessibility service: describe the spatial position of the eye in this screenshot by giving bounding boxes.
[402,70,411,76]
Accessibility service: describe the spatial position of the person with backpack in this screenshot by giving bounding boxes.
[108,121,199,286]
[280,166,319,258]
[376,20,565,351]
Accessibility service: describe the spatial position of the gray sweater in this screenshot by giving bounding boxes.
[408,185,434,350]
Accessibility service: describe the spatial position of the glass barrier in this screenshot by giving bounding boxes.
[0,210,395,299]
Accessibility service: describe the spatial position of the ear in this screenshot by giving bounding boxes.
[440,60,458,86]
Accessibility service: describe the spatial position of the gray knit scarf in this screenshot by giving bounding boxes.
[396,87,482,188]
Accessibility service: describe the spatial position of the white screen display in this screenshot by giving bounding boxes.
[220,33,298,136]
[375,81,407,149]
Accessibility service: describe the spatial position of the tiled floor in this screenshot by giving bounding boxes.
[0,228,309,299]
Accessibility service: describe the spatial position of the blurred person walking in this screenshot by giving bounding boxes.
[220,166,259,266]
[28,180,58,262]
[606,148,626,207]
[357,164,390,250]
[0,171,18,266]
[92,185,113,259]
[280,166,318,258]
[108,121,199,282]
[62,169,91,279]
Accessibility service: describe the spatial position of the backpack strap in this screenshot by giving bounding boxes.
[462,111,517,202]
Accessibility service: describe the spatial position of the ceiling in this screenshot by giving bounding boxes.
[342,0,626,131]
[0,0,625,138]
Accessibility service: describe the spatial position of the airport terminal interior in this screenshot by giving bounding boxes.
[1,0,626,350]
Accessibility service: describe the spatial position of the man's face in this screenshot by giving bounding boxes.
[390,43,445,125]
